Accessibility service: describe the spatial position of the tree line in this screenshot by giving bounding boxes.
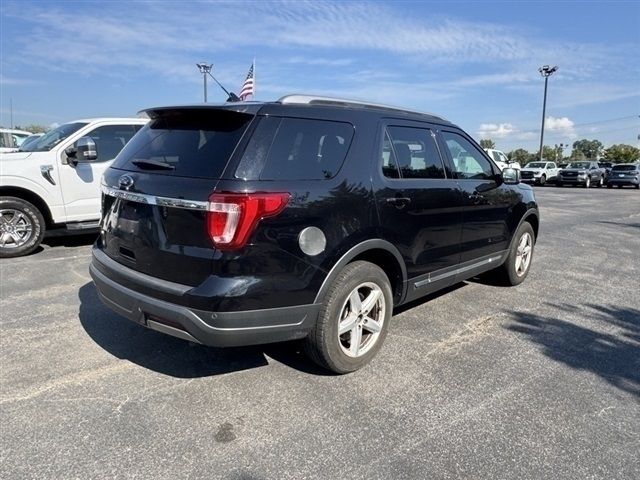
[479,138,640,164]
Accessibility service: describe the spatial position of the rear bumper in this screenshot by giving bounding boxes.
[89,251,320,347]
[607,178,639,186]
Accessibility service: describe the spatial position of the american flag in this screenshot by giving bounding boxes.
[239,62,254,101]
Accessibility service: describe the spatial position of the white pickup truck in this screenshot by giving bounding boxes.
[0,118,148,257]
[483,148,521,171]
[520,161,561,186]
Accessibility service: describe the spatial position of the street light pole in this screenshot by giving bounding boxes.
[196,63,213,102]
[538,65,558,162]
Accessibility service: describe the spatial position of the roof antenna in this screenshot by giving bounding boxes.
[208,71,240,102]
[196,63,240,102]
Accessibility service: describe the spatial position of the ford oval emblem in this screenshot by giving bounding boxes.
[118,175,134,190]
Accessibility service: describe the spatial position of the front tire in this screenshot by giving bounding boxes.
[304,261,393,374]
[0,197,46,258]
[491,222,535,286]
[538,175,546,186]
[584,177,591,188]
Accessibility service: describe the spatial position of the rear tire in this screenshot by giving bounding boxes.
[490,222,535,286]
[607,184,612,189]
[304,261,393,374]
[0,197,46,258]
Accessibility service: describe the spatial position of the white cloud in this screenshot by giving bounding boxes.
[478,123,517,139]
[545,116,577,139]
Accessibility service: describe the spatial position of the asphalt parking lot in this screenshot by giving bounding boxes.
[1,186,639,479]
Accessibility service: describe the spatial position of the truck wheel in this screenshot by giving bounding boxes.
[0,197,46,258]
[597,177,603,187]
[490,222,535,286]
[304,261,393,374]
[584,177,591,188]
[539,175,546,186]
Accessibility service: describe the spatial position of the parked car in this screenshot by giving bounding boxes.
[557,161,606,188]
[606,163,640,189]
[90,95,539,373]
[598,161,614,178]
[520,161,560,186]
[0,128,32,153]
[483,148,521,170]
[0,117,148,257]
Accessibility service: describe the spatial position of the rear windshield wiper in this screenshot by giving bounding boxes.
[131,159,175,170]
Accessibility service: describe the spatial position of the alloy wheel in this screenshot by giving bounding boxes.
[0,209,34,249]
[337,282,386,358]
[514,232,533,277]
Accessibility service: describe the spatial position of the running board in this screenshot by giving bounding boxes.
[66,221,101,230]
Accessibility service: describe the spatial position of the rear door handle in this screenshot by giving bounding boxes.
[385,197,411,209]
[385,197,411,204]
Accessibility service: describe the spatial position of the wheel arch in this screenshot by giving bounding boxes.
[0,186,54,228]
[314,239,407,306]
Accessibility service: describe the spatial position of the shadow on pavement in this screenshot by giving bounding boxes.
[596,221,640,230]
[78,282,332,378]
[505,303,640,396]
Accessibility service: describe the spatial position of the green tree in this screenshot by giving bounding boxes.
[603,144,640,163]
[572,139,604,159]
[508,148,532,165]
[13,124,48,134]
[541,145,556,161]
[570,149,586,160]
[479,139,495,149]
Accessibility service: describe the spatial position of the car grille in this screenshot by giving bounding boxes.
[563,172,578,177]
[521,171,534,179]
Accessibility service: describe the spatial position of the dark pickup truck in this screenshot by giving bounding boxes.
[557,161,606,188]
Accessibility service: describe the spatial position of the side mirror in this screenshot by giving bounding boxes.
[74,136,98,163]
[502,167,519,185]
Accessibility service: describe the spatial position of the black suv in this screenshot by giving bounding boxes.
[90,95,539,373]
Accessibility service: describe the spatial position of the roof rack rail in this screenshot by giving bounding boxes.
[277,94,446,121]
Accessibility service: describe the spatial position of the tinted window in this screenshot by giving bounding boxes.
[21,122,87,152]
[612,164,638,171]
[237,117,354,180]
[442,131,494,180]
[386,126,445,179]
[381,130,400,178]
[82,125,141,162]
[113,110,252,179]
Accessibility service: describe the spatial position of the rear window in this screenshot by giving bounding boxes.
[611,164,638,171]
[112,109,252,178]
[235,117,354,180]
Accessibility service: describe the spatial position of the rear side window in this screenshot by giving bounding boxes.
[112,110,252,178]
[82,125,141,162]
[612,164,638,171]
[385,126,445,179]
[235,117,354,180]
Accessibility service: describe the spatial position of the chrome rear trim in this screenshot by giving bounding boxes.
[102,185,209,211]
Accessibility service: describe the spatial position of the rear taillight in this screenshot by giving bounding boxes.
[206,192,290,250]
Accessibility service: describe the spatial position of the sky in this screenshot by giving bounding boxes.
[1,0,639,152]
